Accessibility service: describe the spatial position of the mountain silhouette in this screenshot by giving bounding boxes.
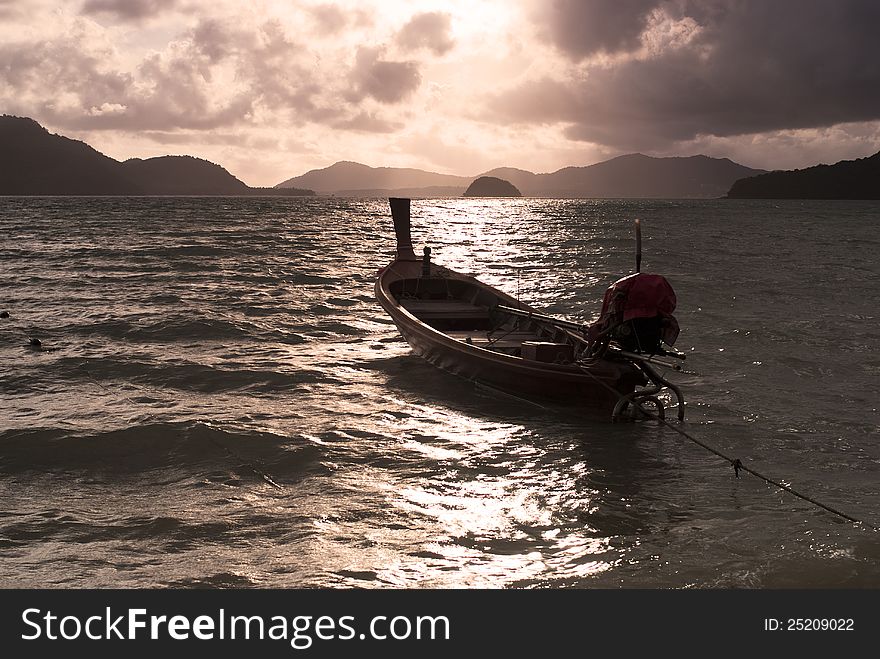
[275,161,471,194]
[3,115,779,199]
[0,116,314,196]
[121,156,251,195]
[519,154,763,198]
[476,167,537,193]
[727,151,880,199]
[277,154,764,198]
[1,116,143,194]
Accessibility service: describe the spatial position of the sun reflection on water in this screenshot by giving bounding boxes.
[333,392,619,586]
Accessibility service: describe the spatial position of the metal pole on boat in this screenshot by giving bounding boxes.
[635,219,642,273]
[495,304,586,331]
[517,268,521,309]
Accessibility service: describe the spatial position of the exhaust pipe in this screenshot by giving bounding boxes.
[389,198,416,260]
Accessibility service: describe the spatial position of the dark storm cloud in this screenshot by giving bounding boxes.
[81,0,179,21]
[396,12,454,55]
[501,0,880,149]
[541,0,657,57]
[349,47,421,104]
[190,18,238,62]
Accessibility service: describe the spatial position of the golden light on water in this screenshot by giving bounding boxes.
[273,325,622,587]
[314,384,617,586]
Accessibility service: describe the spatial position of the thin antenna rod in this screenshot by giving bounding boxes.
[635,219,642,273]
[517,268,521,309]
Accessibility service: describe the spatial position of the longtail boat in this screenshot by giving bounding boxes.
[375,198,686,421]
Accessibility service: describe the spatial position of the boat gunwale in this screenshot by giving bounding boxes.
[375,258,628,382]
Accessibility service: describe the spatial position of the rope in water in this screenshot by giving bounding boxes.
[574,359,879,532]
[648,406,876,531]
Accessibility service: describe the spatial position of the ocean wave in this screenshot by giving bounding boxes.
[126,317,244,342]
[55,315,308,345]
[133,245,234,258]
[60,355,337,393]
[287,272,339,285]
[0,420,327,481]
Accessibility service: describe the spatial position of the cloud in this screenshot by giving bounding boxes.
[396,12,454,55]
[331,111,401,133]
[538,0,657,57]
[681,122,880,171]
[349,46,421,104]
[81,0,180,21]
[307,3,348,35]
[3,0,877,183]
[501,0,880,151]
[200,18,331,120]
[0,7,416,163]
[189,17,241,62]
[0,26,137,124]
[87,102,127,116]
[0,17,281,131]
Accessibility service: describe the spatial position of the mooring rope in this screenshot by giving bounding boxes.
[647,406,876,531]
[574,359,879,532]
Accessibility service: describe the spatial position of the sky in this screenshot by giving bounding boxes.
[2,0,880,187]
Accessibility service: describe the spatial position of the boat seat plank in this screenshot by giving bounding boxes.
[399,299,490,319]
[446,331,545,349]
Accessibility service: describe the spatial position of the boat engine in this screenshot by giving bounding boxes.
[588,273,679,355]
[585,272,686,422]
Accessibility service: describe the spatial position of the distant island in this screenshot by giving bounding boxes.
[276,154,764,199]
[0,116,314,196]
[463,176,522,197]
[726,151,880,199]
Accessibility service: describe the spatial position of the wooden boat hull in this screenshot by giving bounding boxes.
[376,257,645,413]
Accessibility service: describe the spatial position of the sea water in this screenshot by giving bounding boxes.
[1,196,878,587]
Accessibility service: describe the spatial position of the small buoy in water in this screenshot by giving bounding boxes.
[28,337,42,348]
[0,311,9,318]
